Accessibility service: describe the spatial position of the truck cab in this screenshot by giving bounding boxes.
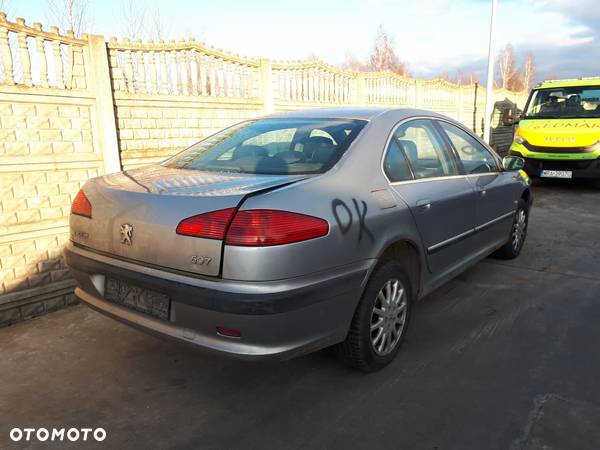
[509,78,600,179]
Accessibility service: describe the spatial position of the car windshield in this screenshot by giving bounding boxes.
[163,118,367,175]
[524,85,600,119]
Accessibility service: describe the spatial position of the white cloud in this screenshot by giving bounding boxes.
[359,0,599,78]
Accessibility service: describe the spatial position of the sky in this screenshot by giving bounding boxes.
[9,0,600,84]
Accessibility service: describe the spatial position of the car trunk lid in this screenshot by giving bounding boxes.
[69,165,307,276]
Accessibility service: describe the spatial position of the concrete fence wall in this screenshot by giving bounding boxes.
[0,12,529,326]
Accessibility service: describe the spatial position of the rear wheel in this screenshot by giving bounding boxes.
[337,260,412,372]
[493,199,529,260]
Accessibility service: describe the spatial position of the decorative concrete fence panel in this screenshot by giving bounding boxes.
[271,60,355,105]
[0,14,118,324]
[107,38,266,169]
[0,12,529,326]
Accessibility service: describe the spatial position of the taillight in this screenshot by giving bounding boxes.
[176,208,237,239]
[225,209,329,246]
[71,189,92,218]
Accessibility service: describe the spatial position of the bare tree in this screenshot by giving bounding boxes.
[368,25,408,75]
[497,43,517,90]
[467,73,479,85]
[120,0,146,40]
[455,69,464,85]
[0,0,14,16]
[147,5,172,41]
[439,71,452,82]
[45,0,90,36]
[341,53,365,71]
[498,47,535,92]
[521,52,535,91]
[438,69,479,85]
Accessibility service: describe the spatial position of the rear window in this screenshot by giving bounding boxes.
[163,118,367,175]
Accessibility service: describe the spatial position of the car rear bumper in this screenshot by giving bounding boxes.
[65,243,372,360]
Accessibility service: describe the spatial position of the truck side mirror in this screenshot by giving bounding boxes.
[502,113,521,127]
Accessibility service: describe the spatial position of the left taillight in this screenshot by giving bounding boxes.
[71,189,92,218]
[176,208,329,246]
[176,208,237,239]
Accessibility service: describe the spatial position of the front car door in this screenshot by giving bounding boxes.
[436,120,519,251]
[383,119,479,275]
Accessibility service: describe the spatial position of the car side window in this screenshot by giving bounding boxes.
[383,139,413,182]
[438,121,500,174]
[393,119,459,179]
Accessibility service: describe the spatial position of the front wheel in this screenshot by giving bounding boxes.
[493,199,529,260]
[336,260,412,372]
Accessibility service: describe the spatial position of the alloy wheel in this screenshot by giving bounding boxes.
[370,278,408,356]
[512,208,527,251]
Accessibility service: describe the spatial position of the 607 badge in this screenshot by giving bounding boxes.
[191,255,212,266]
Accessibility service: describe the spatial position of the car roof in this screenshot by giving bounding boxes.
[265,107,446,121]
[535,77,600,89]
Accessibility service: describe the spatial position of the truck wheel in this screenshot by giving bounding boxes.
[493,199,529,260]
[337,260,412,372]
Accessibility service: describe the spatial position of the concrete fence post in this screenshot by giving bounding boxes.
[87,34,121,174]
[355,73,367,106]
[414,79,423,109]
[259,58,274,114]
[457,85,465,123]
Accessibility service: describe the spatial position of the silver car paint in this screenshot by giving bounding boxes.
[67,107,531,359]
[70,168,309,276]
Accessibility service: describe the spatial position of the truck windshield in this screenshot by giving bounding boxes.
[524,86,600,119]
[163,118,367,175]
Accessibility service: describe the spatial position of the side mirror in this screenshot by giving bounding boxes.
[503,115,515,126]
[502,155,525,171]
[502,113,521,126]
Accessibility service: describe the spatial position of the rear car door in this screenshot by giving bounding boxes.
[383,119,478,275]
[437,120,518,249]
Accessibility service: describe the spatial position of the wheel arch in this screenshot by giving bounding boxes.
[376,239,424,301]
[521,187,532,206]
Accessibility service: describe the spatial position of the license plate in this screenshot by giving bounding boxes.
[104,278,170,320]
[540,169,572,179]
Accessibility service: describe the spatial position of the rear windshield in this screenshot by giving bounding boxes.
[524,86,600,119]
[163,118,367,175]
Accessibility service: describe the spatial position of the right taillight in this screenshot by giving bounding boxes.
[225,209,329,246]
[71,189,92,218]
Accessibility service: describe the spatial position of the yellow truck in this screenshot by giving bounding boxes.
[508,78,600,179]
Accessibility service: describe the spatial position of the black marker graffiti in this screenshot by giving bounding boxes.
[352,198,374,243]
[331,198,374,243]
[331,199,353,234]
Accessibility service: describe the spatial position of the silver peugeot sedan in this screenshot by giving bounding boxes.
[66,108,532,372]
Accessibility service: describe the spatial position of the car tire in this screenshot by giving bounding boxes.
[336,260,412,372]
[493,198,529,260]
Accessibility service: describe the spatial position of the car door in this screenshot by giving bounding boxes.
[437,120,518,250]
[383,119,479,275]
